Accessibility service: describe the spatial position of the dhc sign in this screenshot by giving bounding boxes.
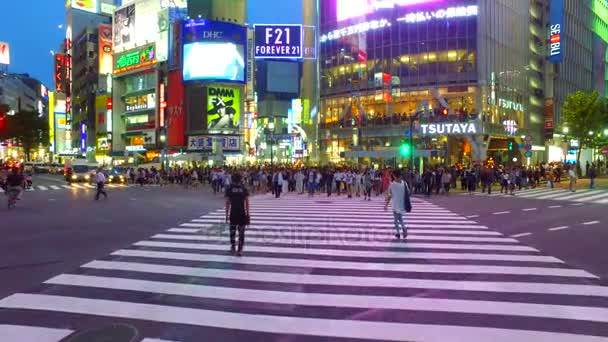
[420,123,478,135]
[549,0,564,63]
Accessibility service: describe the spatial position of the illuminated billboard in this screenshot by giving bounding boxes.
[114,4,135,51]
[337,0,442,22]
[207,87,241,130]
[549,0,564,63]
[99,24,112,74]
[254,24,303,59]
[71,0,98,14]
[113,43,156,74]
[0,42,9,65]
[182,19,246,83]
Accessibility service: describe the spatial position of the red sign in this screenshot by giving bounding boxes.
[159,83,166,127]
[54,54,66,92]
[166,71,185,147]
[358,50,367,63]
[106,98,113,110]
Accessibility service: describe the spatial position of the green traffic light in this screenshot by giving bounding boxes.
[400,143,411,156]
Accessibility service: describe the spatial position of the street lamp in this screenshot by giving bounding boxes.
[562,127,569,134]
[589,131,594,136]
[604,129,608,136]
[265,120,276,165]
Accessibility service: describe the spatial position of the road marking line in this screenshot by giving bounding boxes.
[492,211,510,215]
[548,226,569,232]
[582,221,600,226]
[571,203,584,206]
[50,185,60,190]
[466,215,480,218]
[548,205,562,208]
[0,324,73,342]
[62,185,72,189]
[522,208,537,212]
[38,185,48,191]
[152,234,525,249]
[511,232,533,238]
[48,199,56,202]
[43,274,608,323]
[83,260,608,297]
[115,249,600,275]
[135,240,557,263]
[2,293,607,342]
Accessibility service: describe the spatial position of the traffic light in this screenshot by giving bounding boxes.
[508,141,514,151]
[400,142,411,157]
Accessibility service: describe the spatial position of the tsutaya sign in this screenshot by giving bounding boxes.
[420,122,478,135]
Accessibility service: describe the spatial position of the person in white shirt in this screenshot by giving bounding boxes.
[95,168,108,200]
[568,165,578,192]
[384,170,408,240]
[295,170,305,194]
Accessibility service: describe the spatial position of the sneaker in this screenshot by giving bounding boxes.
[237,250,243,257]
[394,233,400,239]
[230,247,236,255]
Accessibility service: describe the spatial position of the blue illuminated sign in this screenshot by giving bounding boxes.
[254,24,302,59]
[549,0,564,63]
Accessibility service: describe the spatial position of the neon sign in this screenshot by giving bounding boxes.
[320,19,390,43]
[337,0,441,22]
[114,44,157,74]
[396,5,477,23]
[420,123,478,135]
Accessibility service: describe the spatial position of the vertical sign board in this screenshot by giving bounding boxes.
[49,91,55,153]
[254,24,303,59]
[98,24,113,75]
[0,41,10,65]
[246,28,255,101]
[54,54,66,93]
[549,0,564,63]
[166,71,186,147]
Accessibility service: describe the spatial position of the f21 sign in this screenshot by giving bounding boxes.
[254,24,302,59]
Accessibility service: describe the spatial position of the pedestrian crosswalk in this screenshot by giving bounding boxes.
[0,183,129,193]
[0,194,607,341]
[465,187,608,204]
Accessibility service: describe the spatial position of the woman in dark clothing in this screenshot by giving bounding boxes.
[225,172,250,256]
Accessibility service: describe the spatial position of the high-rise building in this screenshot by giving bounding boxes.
[318,0,545,167]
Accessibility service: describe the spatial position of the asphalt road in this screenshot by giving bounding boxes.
[0,178,224,299]
[426,192,608,280]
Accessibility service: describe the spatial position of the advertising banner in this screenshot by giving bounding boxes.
[549,0,564,63]
[0,41,10,65]
[49,91,55,153]
[168,21,182,70]
[95,95,108,133]
[182,19,247,83]
[113,43,156,74]
[254,24,303,59]
[187,135,240,151]
[167,71,186,147]
[246,28,255,100]
[98,24,112,75]
[114,4,135,51]
[207,86,241,130]
[54,54,66,92]
[71,0,98,14]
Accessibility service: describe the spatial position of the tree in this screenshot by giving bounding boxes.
[560,90,608,168]
[0,110,49,161]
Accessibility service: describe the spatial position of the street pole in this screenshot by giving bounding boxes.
[409,118,414,170]
[270,137,274,166]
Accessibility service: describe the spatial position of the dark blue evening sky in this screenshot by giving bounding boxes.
[0,1,65,87]
[247,0,302,25]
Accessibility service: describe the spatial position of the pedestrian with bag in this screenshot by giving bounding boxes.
[95,167,108,200]
[384,170,412,241]
[225,172,250,256]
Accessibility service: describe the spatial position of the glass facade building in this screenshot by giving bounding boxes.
[318,0,544,167]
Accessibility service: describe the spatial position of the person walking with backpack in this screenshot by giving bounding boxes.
[384,170,411,241]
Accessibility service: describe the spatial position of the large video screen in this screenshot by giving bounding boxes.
[183,42,245,82]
